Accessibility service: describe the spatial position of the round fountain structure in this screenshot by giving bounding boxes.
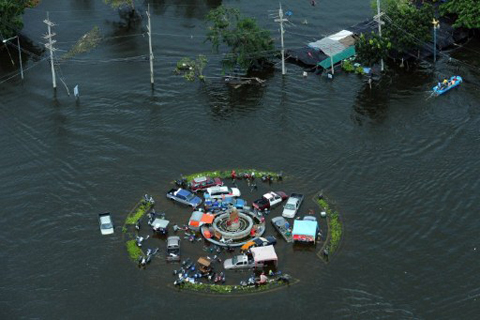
[202,208,265,247]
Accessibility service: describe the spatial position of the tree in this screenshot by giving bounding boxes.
[440,0,480,28]
[174,55,208,82]
[381,0,434,54]
[205,6,275,72]
[355,32,391,66]
[61,26,102,61]
[104,0,134,11]
[0,0,39,38]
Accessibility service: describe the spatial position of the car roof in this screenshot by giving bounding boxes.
[208,186,229,192]
[176,189,191,197]
[193,176,208,183]
[263,192,277,200]
[167,236,180,243]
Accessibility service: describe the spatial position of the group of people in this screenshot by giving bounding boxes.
[437,77,457,90]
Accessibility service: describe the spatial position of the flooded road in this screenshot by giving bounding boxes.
[1,0,479,319]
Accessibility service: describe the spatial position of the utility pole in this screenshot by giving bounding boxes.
[146,4,154,87]
[374,0,385,72]
[43,12,57,89]
[432,18,440,63]
[274,3,288,75]
[2,35,23,80]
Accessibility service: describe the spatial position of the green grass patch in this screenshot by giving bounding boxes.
[316,196,343,255]
[183,169,281,183]
[177,280,288,294]
[125,200,153,225]
[126,239,143,260]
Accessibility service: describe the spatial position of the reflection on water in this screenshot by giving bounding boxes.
[202,69,274,120]
[351,81,389,125]
[151,0,222,19]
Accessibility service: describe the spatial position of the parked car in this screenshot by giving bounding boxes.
[166,188,202,208]
[223,254,256,270]
[166,236,180,261]
[271,216,293,243]
[253,191,288,211]
[98,212,114,235]
[282,193,304,218]
[241,236,277,253]
[190,176,223,192]
[253,236,277,247]
[218,196,247,209]
[205,186,241,199]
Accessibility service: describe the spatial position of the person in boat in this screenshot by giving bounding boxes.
[442,79,448,89]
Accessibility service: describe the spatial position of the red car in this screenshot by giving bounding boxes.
[190,176,223,192]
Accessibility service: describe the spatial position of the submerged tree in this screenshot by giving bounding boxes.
[205,6,275,73]
[174,55,208,82]
[0,0,39,37]
[104,0,135,12]
[61,26,102,61]
[380,0,434,54]
[440,0,480,28]
[355,32,391,66]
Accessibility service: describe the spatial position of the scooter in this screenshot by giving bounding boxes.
[135,235,149,247]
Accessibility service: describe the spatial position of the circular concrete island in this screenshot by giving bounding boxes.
[121,169,343,295]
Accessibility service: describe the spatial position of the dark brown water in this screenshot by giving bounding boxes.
[1,0,480,319]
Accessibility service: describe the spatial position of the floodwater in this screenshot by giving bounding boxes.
[1,0,480,319]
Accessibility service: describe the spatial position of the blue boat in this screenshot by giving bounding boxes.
[432,76,462,96]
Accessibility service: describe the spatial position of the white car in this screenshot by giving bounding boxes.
[98,213,114,235]
[282,193,304,218]
[205,186,241,199]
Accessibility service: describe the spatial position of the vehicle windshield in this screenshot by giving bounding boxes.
[285,204,295,210]
[232,256,238,264]
[101,223,113,229]
[185,193,195,201]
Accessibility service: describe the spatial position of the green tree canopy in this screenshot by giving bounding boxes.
[0,0,39,38]
[104,0,134,11]
[205,6,275,72]
[381,0,434,54]
[440,0,480,28]
[355,32,391,66]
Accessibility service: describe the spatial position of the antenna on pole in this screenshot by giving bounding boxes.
[44,12,57,90]
[146,4,154,88]
[274,3,288,75]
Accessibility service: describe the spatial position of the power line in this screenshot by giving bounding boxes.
[0,57,49,84]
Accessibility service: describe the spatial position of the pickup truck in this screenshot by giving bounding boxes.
[166,188,202,208]
[223,254,257,270]
[282,193,304,218]
[252,191,288,211]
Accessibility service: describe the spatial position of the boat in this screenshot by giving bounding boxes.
[271,216,293,243]
[432,76,462,96]
[98,212,114,235]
